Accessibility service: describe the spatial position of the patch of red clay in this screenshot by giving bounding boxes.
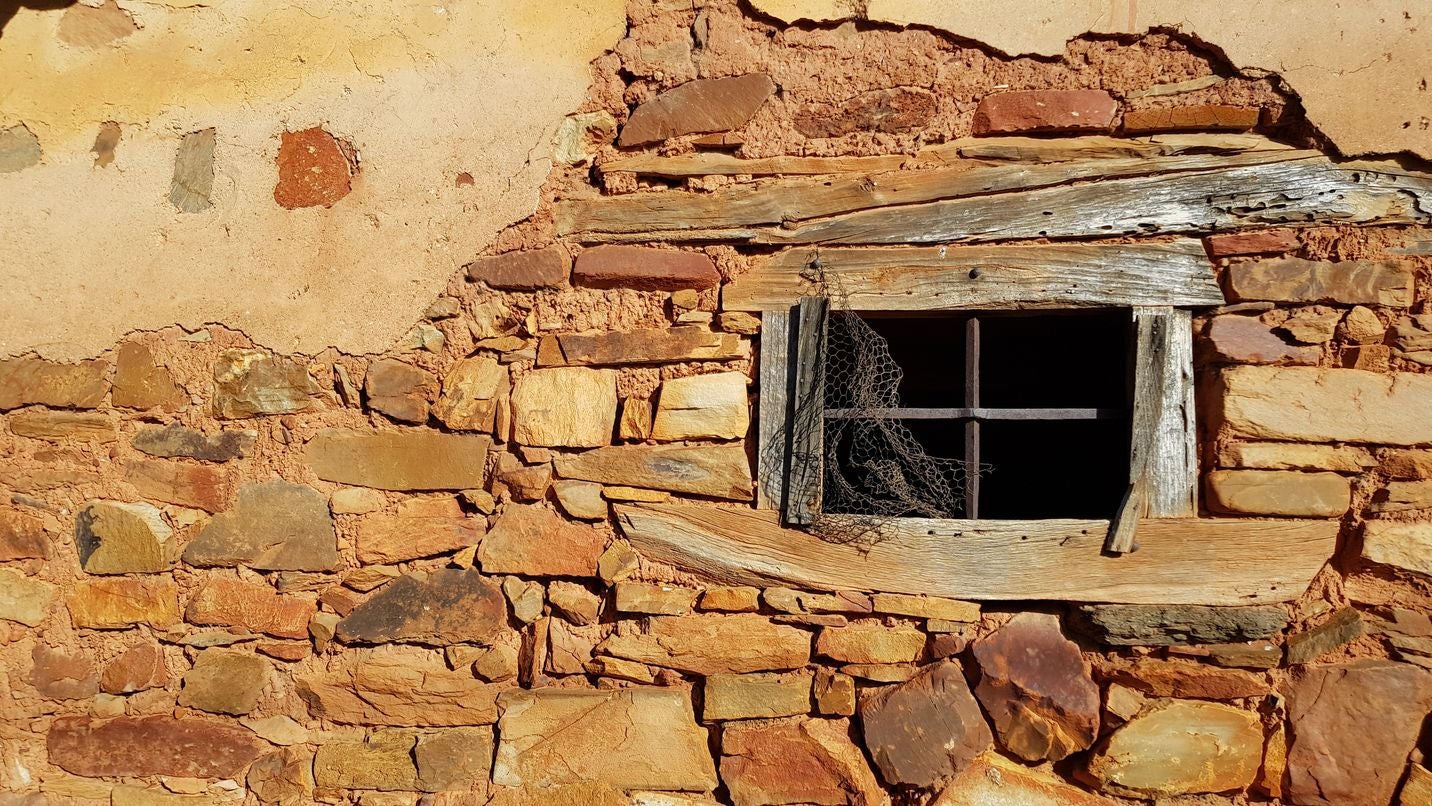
[273,127,354,210]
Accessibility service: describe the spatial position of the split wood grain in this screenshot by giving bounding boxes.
[784,297,828,526]
[616,503,1337,606]
[756,310,791,510]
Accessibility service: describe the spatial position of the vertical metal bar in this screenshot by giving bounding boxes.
[963,316,981,519]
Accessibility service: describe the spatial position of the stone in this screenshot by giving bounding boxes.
[1228,257,1414,306]
[1123,103,1260,132]
[495,454,552,502]
[185,578,316,639]
[0,356,108,410]
[972,612,1100,762]
[47,715,263,778]
[296,646,502,725]
[704,671,811,721]
[1218,441,1375,472]
[0,123,42,173]
[1073,604,1291,646]
[764,587,872,615]
[493,688,718,790]
[1183,641,1282,669]
[586,654,657,683]
[1372,479,1432,513]
[112,342,184,410]
[468,247,570,290]
[795,86,936,138]
[212,348,317,418]
[618,73,775,146]
[1281,308,1343,344]
[100,641,167,694]
[1392,314,1432,363]
[128,458,231,513]
[184,480,338,570]
[573,245,721,292]
[1404,763,1432,805]
[306,429,491,490]
[1088,699,1261,798]
[1206,315,1321,364]
[479,505,606,577]
[433,356,506,431]
[273,127,353,209]
[817,622,925,664]
[336,569,506,645]
[972,89,1118,135]
[548,581,602,625]
[75,500,173,574]
[554,443,752,500]
[842,663,919,682]
[1342,343,1392,370]
[721,717,883,806]
[552,479,607,520]
[8,409,117,442]
[1285,660,1432,806]
[1286,608,1363,665]
[402,321,447,353]
[416,727,495,792]
[1385,450,1432,479]
[331,487,385,514]
[30,644,98,700]
[547,619,602,673]
[169,128,215,213]
[1204,228,1299,259]
[504,577,544,624]
[132,423,255,462]
[541,326,744,369]
[1341,305,1386,343]
[615,581,698,615]
[599,613,811,675]
[364,358,437,423]
[1364,521,1432,578]
[68,576,179,629]
[871,593,979,622]
[0,506,48,560]
[935,751,1116,805]
[1205,469,1350,517]
[247,746,315,805]
[357,504,481,564]
[597,539,640,583]
[178,649,267,715]
[510,367,617,448]
[314,732,418,791]
[240,714,309,746]
[1104,683,1148,723]
[651,372,749,442]
[1102,657,1270,699]
[700,586,761,612]
[602,485,670,503]
[814,668,856,716]
[0,567,54,626]
[860,659,993,788]
[1222,366,1432,445]
[554,111,617,166]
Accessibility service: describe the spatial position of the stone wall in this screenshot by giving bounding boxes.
[3,2,1432,805]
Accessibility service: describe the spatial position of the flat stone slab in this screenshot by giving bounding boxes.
[184,480,338,571]
[306,429,491,490]
[47,715,263,778]
[336,569,507,645]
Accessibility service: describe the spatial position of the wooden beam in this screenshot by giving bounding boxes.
[556,149,1312,239]
[616,504,1337,606]
[601,152,910,177]
[1140,308,1198,518]
[722,241,1223,311]
[756,309,792,510]
[784,298,828,526]
[825,407,1121,420]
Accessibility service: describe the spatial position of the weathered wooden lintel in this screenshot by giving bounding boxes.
[616,503,1337,606]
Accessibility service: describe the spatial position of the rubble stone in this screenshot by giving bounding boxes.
[510,367,617,448]
[618,73,775,146]
[296,647,502,725]
[972,89,1118,134]
[75,500,173,574]
[0,356,109,411]
[1074,604,1289,646]
[468,247,570,290]
[1087,699,1262,798]
[273,127,353,209]
[615,581,699,615]
[720,717,885,806]
[548,581,602,625]
[1362,521,1432,578]
[306,429,491,490]
[9,410,117,442]
[1204,229,1298,259]
[364,358,437,423]
[416,727,495,792]
[1123,103,1260,132]
[1285,608,1363,665]
[934,751,1116,805]
[795,86,936,138]
[554,443,752,500]
[185,578,316,639]
[599,613,811,675]
[357,502,481,564]
[1341,305,1386,344]
[651,371,749,441]
[871,593,979,621]
[433,356,505,432]
[128,458,231,512]
[860,659,993,787]
[552,479,607,520]
[112,342,184,410]
[814,668,856,716]
[212,349,318,418]
[1205,469,1350,517]
[1206,315,1320,365]
[67,576,179,629]
[247,746,315,805]
[1219,366,1432,444]
[479,505,606,577]
[573,245,721,292]
[700,586,762,612]
[101,641,168,694]
[703,671,811,721]
[30,644,99,700]
[816,623,925,664]
[336,569,507,645]
[178,649,268,715]
[0,506,49,560]
[1102,657,1270,700]
[1227,258,1413,306]
[184,480,338,570]
[314,732,418,791]
[133,423,254,461]
[540,325,742,367]
[47,715,263,778]
[1218,442,1375,472]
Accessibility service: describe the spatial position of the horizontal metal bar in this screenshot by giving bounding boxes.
[826,407,1123,421]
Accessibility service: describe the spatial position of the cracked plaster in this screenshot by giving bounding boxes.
[0,0,624,360]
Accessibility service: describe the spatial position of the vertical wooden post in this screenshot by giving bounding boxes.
[785,297,829,526]
[757,309,792,510]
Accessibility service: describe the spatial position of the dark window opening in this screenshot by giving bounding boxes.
[822,310,1132,520]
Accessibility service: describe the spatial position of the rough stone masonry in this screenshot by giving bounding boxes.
[2,1,1432,805]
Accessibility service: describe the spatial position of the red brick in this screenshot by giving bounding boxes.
[274,127,353,209]
[467,246,571,290]
[1123,104,1261,133]
[573,246,719,291]
[1204,229,1299,259]
[618,74,775,147]
[972,89,1118,135]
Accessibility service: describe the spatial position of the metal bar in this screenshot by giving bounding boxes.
[826,407,1124,420]
[964,317,981,519]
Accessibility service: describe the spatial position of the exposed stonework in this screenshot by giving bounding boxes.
[335,569,508,645]
[1087,699,1262,798]
[47,716,264,778]
[860,660,993,787]
[1219,366,1432,445]
[618,74,776,146]
[184,480,338,570]
[972,89,1117,134]
[720,717,885,805]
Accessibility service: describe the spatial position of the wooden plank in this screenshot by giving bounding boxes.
[1147,308,1198,517]
[757,310,792,510]
[601,152,910,177]
[557,149,1312,239]
[784,297,828,526]
[1105,480,1145,554]
[616,503,1338,605]
[825,407,1120,420]
[722,240,1223,311]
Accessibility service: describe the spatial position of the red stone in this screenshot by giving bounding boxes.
[47,715,263,778]
[1204,229,1299,259]
[1102,657,1270,700]
[795,87,936,139]
[477,504,606,577]
[127,458,231,513]
[721,717,885,805]
[0,506,49,560]
[972,89,1118,135]
[30,644,98,700]
[1123,104,1261,133]
[468,246,571,290]
[1286,660,1432,806]
[335,569,507,645]
[1206,316,1320,365]
[573,245,719,292]
[618,74,776,147]
[971,613,1100,762]
[859,659,992,787]
[185,578,317,639]
[273,127,354,209]
[101,642,169,694]
[0,357,109,411]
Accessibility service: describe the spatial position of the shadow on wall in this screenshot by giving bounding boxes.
[0,0,75,40]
